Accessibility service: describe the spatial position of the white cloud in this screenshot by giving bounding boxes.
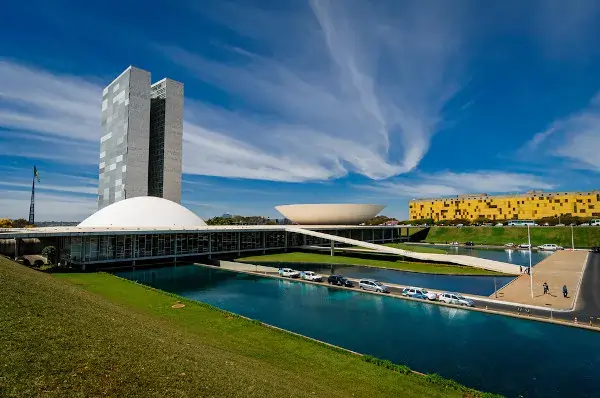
[361,171,555,199]
[0,60,100,165]
[164,0,465,181]
[523,92,600,172]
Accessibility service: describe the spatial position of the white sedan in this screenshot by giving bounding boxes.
[279,268,300,278]
[301,271,323,282]
[401,287,438,301]
[538,244,564,251]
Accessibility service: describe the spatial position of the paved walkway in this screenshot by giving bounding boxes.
[286,227,521,274]
[493,250,589,310]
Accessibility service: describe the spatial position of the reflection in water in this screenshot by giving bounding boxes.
[116,265,600,398]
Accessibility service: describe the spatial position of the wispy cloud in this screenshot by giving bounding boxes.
[0,59,100,164]
[523,92,600,172]
[163,0,465,181]
[0,190,96,221]
[360,171,555,199]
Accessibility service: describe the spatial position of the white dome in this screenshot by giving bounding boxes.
[79,197,206,228]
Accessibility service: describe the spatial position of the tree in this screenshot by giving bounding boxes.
[0,218,12,228]
[11,218,29,228]
[41,246,57,265]
[364,215,397,226]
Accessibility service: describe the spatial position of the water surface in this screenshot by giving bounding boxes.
[117,265,600,398]
[417,244,552,266]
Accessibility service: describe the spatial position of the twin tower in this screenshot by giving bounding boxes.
[98,66,183,209]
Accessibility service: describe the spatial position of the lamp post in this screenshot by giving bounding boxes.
[571,225,575,251]
[528,224,533,298]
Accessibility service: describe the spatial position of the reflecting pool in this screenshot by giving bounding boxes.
[116,265,600,398]
[417,244,552,266]
[250,262,515,296]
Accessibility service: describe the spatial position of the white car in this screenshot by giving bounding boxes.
[557,223,566,227]
[537,244,563,251]
[450,241,460,246]
[279,268,300,278]
[504,243,515,247]
[358,279,389,293]
[401,287,438,301]
[495,223,504,227]
[518,243,531,249]
[301,271,323,282]
[439,292,474,307]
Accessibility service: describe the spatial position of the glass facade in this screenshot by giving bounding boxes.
[58,227,401,265]
[98,68,182,209]
[99,67,151,209]
[149,79,183,203]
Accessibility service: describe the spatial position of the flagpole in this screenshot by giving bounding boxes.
[528,224,533,298]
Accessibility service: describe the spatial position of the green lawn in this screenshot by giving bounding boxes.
[236,251,504,275]
[423,226,600,247]
[0,257,499,397]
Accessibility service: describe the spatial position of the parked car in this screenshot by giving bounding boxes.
[301,271,323,282]
[280,268,300,278]
[537,244,564,251]
[358,279,389,293]
[591,247,600,253]
[401,287,438,301]
[518,243,531,249]
[450,241,459,246]
[504,243,515,248]
[327,274,354,287]
[557,223,566,227]
[439,292,474,307]
[464,241,475,246]
[456,223,464,228]
[495,223,504,227]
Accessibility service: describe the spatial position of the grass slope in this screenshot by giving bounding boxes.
[0,257,498,397]
[423,226,600,247]
[236,251,504,275]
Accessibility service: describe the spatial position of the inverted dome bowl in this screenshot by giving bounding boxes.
[275,204,385,225]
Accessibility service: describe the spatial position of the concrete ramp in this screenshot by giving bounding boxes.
[285,227,520,275]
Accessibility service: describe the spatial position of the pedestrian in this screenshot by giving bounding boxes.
[543,282,549,294]
[520,266,523,273]
[563,284,568,298]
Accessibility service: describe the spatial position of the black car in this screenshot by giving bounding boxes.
[464,241,475,246]
[327,274,354,287]
[591,247,600,253]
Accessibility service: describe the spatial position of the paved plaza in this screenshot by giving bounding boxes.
[494,250,589,310]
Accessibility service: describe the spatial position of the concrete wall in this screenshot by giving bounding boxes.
[0,238,44,257]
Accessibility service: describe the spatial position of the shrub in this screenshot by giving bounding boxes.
[41,246,57,264]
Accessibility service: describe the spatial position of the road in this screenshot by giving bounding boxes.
[572,252,600,320]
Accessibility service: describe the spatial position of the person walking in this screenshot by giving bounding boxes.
[520,266,523,273]
[542,282,548,294]
[563,284,568,298]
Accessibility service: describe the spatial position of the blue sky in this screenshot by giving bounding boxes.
[1,0,600,221]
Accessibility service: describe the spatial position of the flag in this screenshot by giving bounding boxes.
[34,166,40,183]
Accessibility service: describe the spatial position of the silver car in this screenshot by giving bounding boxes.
[439,292,474,307]
[358,279,389,293]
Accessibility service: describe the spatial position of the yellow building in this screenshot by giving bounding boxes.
[409,190,600,222]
